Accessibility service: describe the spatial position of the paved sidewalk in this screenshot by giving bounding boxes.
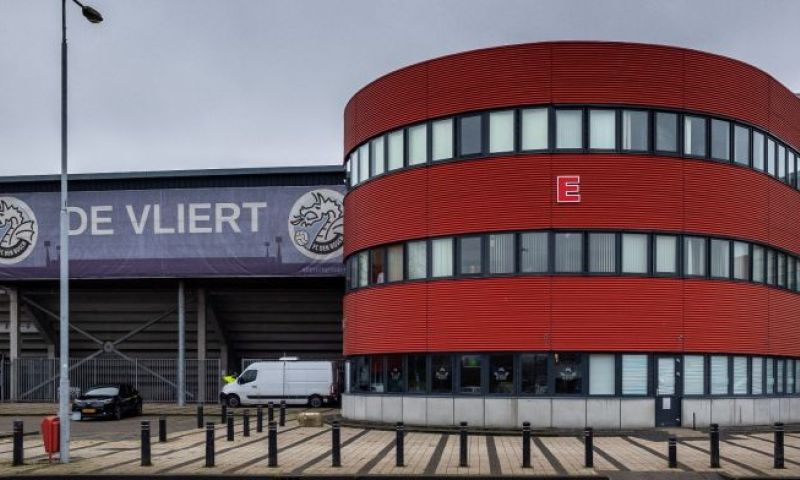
[0,412,799,478]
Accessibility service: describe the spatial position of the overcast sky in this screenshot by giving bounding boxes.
[0,0,798,177]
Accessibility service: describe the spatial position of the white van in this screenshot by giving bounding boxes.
[220,360,338,408]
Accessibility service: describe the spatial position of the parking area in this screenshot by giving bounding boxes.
[0,407,799,478]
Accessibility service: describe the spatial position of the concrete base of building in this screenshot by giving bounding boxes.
[343,393,800,429]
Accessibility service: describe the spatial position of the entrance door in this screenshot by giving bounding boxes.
[655,356,682,427]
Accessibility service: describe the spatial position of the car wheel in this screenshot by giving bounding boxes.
[227,394,241,408]
[113,404,122,421]
[308,395,323,408]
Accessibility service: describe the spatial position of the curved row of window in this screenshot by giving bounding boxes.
[346,352,800,398]
[345,230,800,294]
[344,105,800,192]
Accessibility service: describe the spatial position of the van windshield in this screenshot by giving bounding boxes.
[238,369,258,384]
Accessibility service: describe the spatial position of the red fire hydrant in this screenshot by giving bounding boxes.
[40,416,60,463]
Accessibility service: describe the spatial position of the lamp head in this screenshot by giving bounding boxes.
[81,5,103,23]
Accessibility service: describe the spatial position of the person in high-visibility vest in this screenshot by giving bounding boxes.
[223,372,238,384]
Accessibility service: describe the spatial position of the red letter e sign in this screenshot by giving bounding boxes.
[556,175,581,203]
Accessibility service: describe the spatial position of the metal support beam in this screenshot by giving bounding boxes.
[8,288,19,401]
[206,297,230,375]
[177,281,186,406]
[197,288,206,404]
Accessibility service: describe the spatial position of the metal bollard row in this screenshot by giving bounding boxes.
[331,421,341,467]
[395,422,405,467]
[774,422,785,469]
[197,404,204,429]
[668,435,677,468]
[584,427,593,468]
[268,421,278,467]
[257,406,264,433]
[709,423,720,468]
[227,415,235,441]
[243,409,250,437]
[159,415,167,443]
[12,420,23,466]
[522,421,531,469]
[459,422,468,467]
[205,422,215,467]
[279,400,286,427]
[140,421,151,467]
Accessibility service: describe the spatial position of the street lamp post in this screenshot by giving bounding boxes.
[60,0,102,464]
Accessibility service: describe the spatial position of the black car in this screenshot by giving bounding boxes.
[72,384,143,420]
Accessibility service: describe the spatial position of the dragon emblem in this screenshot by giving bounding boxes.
[288,189,344,260]
[0,197,38,264]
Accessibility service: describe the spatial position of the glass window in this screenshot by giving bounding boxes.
[622,233,648,274]
[489,110,515,153]
[520,353,548,395]
[710,356,729,395]
[459,355,483,394]
[778,253,786,288]
[387,130,404,171]
[489,354,514,394]
[386,244,404,282]
[622,355,648,395]
[655,235,678,275]
[555,232,583,273]
[589,109,616,150]
[489,233,515,274]
[733,242,750,281]
[767,249,775,285]
[797,361,800,394]
[767,138,776,176]
[766,357,775,394]
[407,240,427,280]
[431,237,454,278]
[458,115,483,156]
[787,359,795,394]
[370,355,385,392]
[370,247,385,284]
[710,119,730,161]
[753,131,765,171]
[655,112,678,152]
[458,236,483,275]
[777,359,785,394]
[351,356,370,392]
[387,355,404,393]
[657,357,675,395]
[347,256,357,290]
[622,110,648,151]
[358,143,370,182]
[684,116,707,157]
[371,137,385,176]
[778,144,786,181]
[684,236,707,276]
[752,357,763,394]
[554,353,583,394]
[588,233,616,273]
[358,251,369,287]
[521,108,548,150]
[238,369,257,385]
[430,354,453,394]
[752,245,765,283]
[789,151,797,186]
[556,109,583,149]
[589,354,615,395]
[710,239,730,279]
[789,258,796,291]
[733,125,750,166]
[407,354,427,393]
[733,356,748,395]
[408,124,427,165]
[520,232,549,273]
[684,355,705,395]
[349,153,359,187]
[431,118,453,161]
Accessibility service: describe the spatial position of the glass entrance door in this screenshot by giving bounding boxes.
[655,356,682,427]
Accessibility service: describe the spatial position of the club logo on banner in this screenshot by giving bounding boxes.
[288,189,344,260]
[0,196,38,265]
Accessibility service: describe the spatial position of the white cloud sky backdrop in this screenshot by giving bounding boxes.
[1,0,798,176]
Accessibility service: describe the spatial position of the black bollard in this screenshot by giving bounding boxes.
[692,412,696,431]
[668,435,677,468]
[395,422,405,467]
[141,421,152,467]
[197,404,204,429]
[227,415,235,441]
[709,423,720,468]
[279,400,286,427]
[243,409,250,437]
[221,403,228,424]
[584,427,594,468]
[257,406,264,433]
[522,422,531,469]
[268,421,278,467]
[159,415,167,443]
[331,421,341,467]
[268,401,275,423]
[205,422,215,467]
[459,422,468,467]
[12,420,23,466]
[774,422,785,469]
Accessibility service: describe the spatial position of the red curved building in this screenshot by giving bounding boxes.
[341,41,800,429]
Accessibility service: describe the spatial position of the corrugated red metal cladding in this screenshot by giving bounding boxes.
[343,41,800,155]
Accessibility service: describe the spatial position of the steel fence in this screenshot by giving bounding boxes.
[4,357,220,404]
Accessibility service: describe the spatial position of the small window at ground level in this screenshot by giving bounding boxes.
[684,355,705,395]
[520,232,549,273]
[588,233,616,273]
[555,232,583,273]
[766,358,775,394]
[520,353,548,394]
[655,235,678,274]
[489,354,514,394]
[656,112,678,152]
[684,116,707,157]
[458,236,483,275]
[555,110,583,149]
[489,110,515,153]
[710,356,729,395]
[351,356,370,392]
[753,131,765,171]
[776,359,785,394]
[733,125,750,166]
[589,109,616,150]
[370,355,385,392]
[459,355,483,394]
[788,359,795,394]
[430,354,453,394]
[622,355,648,395]
[386,355,403,393]
[733,356,748,394]
[458,115,483,156]
[622,233,648,274]
[752,357,764,395]
[407,354,427,393]
[521,108,548,150]
[733,242,750,280]
[710,119,730,161]
[684,237,707,276]
[622,110,648,151]
[554,353,583,394]
[589,354,615,395]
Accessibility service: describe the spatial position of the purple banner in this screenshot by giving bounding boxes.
[0,185,345,279]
